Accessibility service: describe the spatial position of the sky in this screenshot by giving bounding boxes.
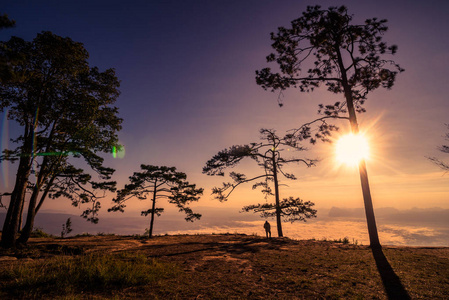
[1,0,448,244]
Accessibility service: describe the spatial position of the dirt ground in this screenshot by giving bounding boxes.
[1,234,449,299]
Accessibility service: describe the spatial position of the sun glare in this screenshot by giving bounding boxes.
[335,133,370,166]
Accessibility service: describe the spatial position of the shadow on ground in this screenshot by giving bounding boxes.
[372,247,411,300]
[146,235,290,258]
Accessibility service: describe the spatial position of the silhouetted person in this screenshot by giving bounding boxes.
[264,221,271,238]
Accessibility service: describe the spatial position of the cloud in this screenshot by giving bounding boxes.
[379,225,449,246]
[327,206,449,227]
[324,206,449,246]
[379,207,449,227]
[1,206,448,246]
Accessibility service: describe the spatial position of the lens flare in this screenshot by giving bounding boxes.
[112,145,125,159]
[335,133,370,166]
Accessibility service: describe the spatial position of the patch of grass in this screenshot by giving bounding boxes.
[321,236,360,245]
[333,237,350,244]
[132,232,153,240]
[383,248,449,299]
[248,242,382,299]
[30,227,54,238]
[74,232,93,237]
[96,232,116,236]
[0,252,178,298]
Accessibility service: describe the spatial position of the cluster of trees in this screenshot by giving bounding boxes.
[0,14,204,247]
[1,6,420,249]
[0,26,122,247]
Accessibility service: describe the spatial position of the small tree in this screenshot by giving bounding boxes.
[109,165,203,238]
[428,124,449,172]
[203,128,316,237]
[256,5,404,248]
[61,217,73,238]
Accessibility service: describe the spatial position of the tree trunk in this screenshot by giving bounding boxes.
[358,160,380,247]
[1,159,31,248]
[19,182,52,244]
[1,120,37,248]
[35,176,55,214]
[34,122,59,216]
[17,196,25,233]
[148,183,157,238]
[336,48,381,249]
[272,150,283,237]
[345,90,381,249]
[18,156,51,245]
[17,184,41,244]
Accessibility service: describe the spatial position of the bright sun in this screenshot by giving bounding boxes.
[335,133,370,166]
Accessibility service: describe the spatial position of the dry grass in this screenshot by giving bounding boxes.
[0,234,448,299]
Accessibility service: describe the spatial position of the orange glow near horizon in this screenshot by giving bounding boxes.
[335,133,370,167]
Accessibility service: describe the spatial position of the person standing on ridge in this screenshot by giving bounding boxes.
[264,221,271,238]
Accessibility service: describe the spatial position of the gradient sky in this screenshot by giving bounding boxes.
[1,0,448,226]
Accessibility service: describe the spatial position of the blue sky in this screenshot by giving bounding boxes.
[1,1,448,242]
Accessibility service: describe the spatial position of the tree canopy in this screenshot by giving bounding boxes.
[256,5,403,116]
